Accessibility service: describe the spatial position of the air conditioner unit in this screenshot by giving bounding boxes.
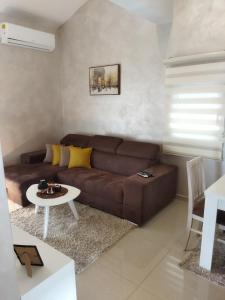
[0,23,55,52]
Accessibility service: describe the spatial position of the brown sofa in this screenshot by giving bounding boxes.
[5,134,177,225]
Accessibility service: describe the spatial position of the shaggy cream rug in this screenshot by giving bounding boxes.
[180,240,225,287]
[10,203,135,273]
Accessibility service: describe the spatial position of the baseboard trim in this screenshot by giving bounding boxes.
[176,193,188,201]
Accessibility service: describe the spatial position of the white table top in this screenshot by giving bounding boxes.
[204,174,225,211]
[26,184,80,207]
[12,225,74,296]
[205,174,225,200]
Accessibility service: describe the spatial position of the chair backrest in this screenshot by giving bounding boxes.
[186,157,206,227]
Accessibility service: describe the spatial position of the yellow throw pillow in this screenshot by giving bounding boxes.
[52,144,61,166]
[68,147,92,169]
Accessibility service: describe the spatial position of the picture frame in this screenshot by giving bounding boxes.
[14,244,44,277]
[14,244,44,266]
[89,64,121,96]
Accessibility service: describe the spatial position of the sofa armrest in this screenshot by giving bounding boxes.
[21,150,46,164]
[123,164,178,225]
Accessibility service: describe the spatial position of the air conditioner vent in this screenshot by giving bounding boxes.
[0,23,55,52]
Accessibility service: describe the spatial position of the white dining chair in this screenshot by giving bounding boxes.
[185,156,225,251]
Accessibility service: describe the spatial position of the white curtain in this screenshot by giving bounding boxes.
[163,62,225,160]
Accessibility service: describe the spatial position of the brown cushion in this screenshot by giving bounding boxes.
[21,150,46,164]
[60,134,90,147]
[57,168,125,203]
[5,163,65,206]
[117,140,160,160]
[123,164,177,225]
[193,199,225,226]
[193,200,205,217]
[217,210,225,226]
[57,167,103,190]
[88,135,123,154]
[91,151,152,176]
[77,191,123,218]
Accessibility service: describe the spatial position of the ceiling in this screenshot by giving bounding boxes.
[0,0,87,30]
[0,0,173,31]
[111,0,173,24]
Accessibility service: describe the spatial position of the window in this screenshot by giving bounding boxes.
[163,62,225,159]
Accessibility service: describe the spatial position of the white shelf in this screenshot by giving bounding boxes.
[12,226,77,300]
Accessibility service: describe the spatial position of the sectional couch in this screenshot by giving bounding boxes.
[5,134,177,225]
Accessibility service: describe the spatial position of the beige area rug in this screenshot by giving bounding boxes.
[180,239,225,287]
[10,203,135,274]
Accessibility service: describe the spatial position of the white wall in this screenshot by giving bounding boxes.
[2,0,224,196]
[0,15,63,165]
[157,22,172,59]
[0,145,20,300]
[164,0,225,196]
[168,0,225,57]
[58,0,197,197]
[59,0,166,143]
[59,0,195,196]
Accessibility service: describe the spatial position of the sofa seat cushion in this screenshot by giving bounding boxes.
[5,163,65,206]
[5,163,64,183]
[57,168,126,204]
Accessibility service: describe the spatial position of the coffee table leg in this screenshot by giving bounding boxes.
[35,205,39,214]
[43,207,49,239]
[68,200,79,221]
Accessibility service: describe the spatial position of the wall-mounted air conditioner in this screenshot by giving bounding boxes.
[0,23,55,52]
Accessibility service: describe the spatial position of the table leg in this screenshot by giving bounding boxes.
[35,205,39,214]
[68,200,79,221]
[199,195,218,270]
[43,207,49,239]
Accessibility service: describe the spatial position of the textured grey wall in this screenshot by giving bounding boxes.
[168,0,225,57]
[59,0,166,143]
[0,20,62,164]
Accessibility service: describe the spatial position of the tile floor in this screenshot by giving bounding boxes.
[76,200,225,300]
[9,198,225,299]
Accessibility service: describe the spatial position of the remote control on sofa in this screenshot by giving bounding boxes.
[137,170,154,178]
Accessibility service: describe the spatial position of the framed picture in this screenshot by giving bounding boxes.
[14,244,44,266]
[14,244,44,277]
[89,64,121,95]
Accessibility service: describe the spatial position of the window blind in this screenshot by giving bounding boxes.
[163,62,225,160]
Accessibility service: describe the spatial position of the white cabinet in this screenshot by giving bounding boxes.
[12,226,77,300]
[0,145,20,300]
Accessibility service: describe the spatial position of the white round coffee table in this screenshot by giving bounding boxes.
[26,184,80,239]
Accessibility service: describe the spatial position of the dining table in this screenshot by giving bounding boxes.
[199,174,225,271]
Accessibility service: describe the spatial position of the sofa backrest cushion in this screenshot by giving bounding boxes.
[60,134,160,175]
[91,151,151,176]
[60,134,90,148]
[88,135,123,154]
[116,140,160,161]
